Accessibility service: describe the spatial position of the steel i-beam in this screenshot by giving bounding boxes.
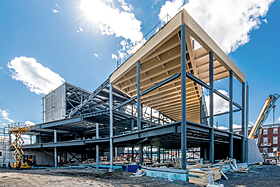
[181,23,187,170]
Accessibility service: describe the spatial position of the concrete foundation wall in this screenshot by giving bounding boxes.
[248,139,263,164]
[24,150,54,166]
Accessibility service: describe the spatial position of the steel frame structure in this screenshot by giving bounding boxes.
[21,9,248,171]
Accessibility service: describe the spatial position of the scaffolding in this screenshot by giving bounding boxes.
[0,127,12,167]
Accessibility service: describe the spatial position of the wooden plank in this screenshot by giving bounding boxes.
[183,9,245,83]
[111,12,182,83]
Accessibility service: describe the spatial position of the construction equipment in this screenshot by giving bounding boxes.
[8,123,31,169]
[249,93,280,144]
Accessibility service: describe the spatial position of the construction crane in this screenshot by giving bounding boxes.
[249,93,280,144]
[8,123,32,169]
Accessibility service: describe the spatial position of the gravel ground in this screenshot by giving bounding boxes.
[0,164,280,187]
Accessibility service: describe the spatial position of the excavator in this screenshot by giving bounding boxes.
[248,93,280,146]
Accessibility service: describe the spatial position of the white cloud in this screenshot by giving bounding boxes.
[0,67,2,70]
[158,0,275,54]
[77,28,83,33]
[52,9,59,13]
[112,54,118,60]
[205,89,229,115]
[55,4,59,8]
[263,19,268,23]
[249,121,255,126]
[278,117,280,122]
[2,123,6,126]
[0,109,14,123]
[7,56,65,95]
[80,0,143,44]
[216,124,241,130]
[217,126,228,130]
[25,121,35,126]
[158,0,184,21]
[233,124,242,129]
[118,0,132,12]
[94,53,99,57]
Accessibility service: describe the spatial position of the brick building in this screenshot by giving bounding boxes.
[234,123,280,157]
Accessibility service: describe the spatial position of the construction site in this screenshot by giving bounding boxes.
[1,9,280,187]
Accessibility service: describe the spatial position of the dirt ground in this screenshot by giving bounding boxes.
[1,164,280,187]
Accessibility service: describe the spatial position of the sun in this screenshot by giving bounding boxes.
[80,0,107,23]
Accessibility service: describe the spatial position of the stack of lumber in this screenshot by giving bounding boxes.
[100,156,107,162]
[82,158,95,164]
[209,167,222,181]
[189,167,221,186]
[189,168,215,186]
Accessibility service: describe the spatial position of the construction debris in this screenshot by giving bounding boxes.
[186,158,251,186]
[130,169,145,177]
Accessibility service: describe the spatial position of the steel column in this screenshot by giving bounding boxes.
[139,143,143,164]
[229,70,233,158]
[132,146,134,162]
[245,83,249,162]
[200,97,204,124]
[209,50,214,163]
[54,130,57,168]
[241,83,245,162]
[137,60,141,131]
[150,108,153,122]
[96,123,99,170]
[131,119,134,132]
[157,147,160,163]
[181,23,187,170]
[109,82,114,172]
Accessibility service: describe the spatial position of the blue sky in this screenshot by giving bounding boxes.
[0,0,280,129]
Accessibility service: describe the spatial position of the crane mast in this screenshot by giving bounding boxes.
[249,93,280,140]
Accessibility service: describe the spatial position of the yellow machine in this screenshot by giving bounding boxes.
[9,123,32,169]
[249,94,280,144]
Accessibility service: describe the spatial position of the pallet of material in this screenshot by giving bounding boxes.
[209,167,222,181]
[189,167,221,186]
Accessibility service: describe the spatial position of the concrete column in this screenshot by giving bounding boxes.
[54,130,57,168]
[181,23,187,170]
[30,135,32,145]
[229,70,233,158]
[96,123,99,170]
[109,83,114,172]
[209,50,214,163]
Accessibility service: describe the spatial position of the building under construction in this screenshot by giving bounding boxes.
[7,9,255,171]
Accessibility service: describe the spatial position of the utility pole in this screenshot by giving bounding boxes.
[273,105,275,124]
